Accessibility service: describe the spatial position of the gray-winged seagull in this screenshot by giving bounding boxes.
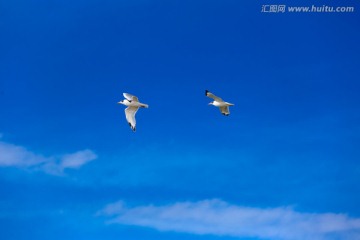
[205,90,234,116]
[117,93,148,132]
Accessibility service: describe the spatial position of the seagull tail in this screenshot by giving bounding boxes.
[141,104,149,108]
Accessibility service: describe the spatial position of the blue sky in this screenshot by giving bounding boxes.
[1,0,360,239]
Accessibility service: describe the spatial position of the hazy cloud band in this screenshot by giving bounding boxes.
[99,199,360,240]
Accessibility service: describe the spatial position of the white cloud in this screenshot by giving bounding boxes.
[0,142,49,167]
[60,150,97,169]
[0,140,97,175]
[98,199,360,240]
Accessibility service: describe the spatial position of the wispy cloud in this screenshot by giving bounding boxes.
[0,140,97,175]
[0,141,49,167]
[60,150,96,169]
[98,199,360,240]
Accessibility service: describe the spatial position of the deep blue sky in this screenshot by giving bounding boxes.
[1,0,360,240]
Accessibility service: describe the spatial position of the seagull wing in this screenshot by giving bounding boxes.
[205,90,223,102]
[219,106,230,116]
[123,93,139,102]
[125,106,139,131]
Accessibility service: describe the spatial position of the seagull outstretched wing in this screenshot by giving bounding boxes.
[125,106,139,131]
[205,90,223,102]
[219,106,230,116]
[123,93,139,102]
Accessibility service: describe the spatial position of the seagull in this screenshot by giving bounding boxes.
[205,90,234,116]
[117,93,148,132]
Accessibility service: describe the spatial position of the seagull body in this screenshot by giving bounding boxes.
[205,90,234,116]
[117,93,148,132]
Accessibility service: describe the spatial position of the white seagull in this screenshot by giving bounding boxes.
[205,90,234,116]
[117,93,148,132]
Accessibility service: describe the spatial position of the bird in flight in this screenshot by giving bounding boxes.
[117,93,148,132]
[205,90,234,116]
